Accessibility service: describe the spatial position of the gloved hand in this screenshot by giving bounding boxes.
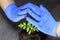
[24,3,58,37]
[4,3,28,22]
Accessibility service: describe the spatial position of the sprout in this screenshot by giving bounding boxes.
[18,22,39,35]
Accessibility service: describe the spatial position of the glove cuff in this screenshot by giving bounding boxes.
[49,21,58,37]
[5,3,17,12]
[4,3,18,22]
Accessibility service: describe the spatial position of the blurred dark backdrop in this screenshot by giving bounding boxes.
[0,0,60,40]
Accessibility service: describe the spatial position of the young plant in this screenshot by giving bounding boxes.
[18,22,39,35]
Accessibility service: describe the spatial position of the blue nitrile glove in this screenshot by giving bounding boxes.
[4,3,28,22]
[24,3,58,37]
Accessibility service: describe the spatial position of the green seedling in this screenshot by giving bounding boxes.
[18,22,39,35]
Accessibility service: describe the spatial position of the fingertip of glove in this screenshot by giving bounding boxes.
[27,2,33,5]
[39,4,44,8]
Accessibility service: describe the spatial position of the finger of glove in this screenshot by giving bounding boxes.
[26,17,38,27]
[19,3,30,10]
[20,3,36,9]
[20,3,43,17]
[39,5,53,21]
[18,9,28,15]
[12,15,26,22]
[28,3,43,17]
[18,5,27,10]
[28,8,41,21]
[40,5,50,14]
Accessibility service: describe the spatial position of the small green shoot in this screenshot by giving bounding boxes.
[18,22,39,35]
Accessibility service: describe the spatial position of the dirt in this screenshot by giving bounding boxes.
[19,30,47,40]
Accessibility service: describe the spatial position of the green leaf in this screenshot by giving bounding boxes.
[23,22,26,25]
[33,27,36,31]
[35,27,39,32]
[28,22,31,26]
[23,26,26,29]
[28,30,31,35]
[23,22,26,29]
[18,24,23,28]
[26,27,29,32]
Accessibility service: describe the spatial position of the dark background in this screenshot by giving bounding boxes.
[0,0,60,40]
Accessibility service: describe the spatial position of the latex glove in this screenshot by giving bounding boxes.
[4,4,28,22]
[25,3,58,37]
